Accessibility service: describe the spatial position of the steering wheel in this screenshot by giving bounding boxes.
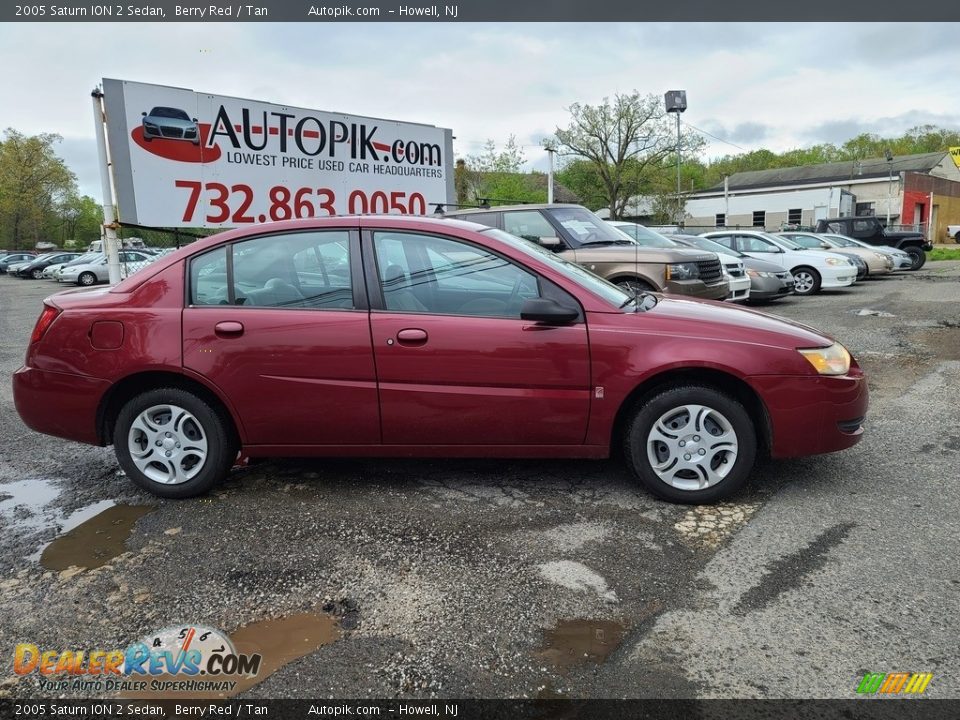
[581,231,604,244]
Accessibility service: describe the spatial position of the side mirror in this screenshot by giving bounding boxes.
[537,236,562,248]
[520,298,578,324]
[192,118,198,123]
[141,112,147,116]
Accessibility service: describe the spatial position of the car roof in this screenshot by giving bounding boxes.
[444,203,582,215]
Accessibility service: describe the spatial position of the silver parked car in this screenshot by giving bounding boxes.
[58,251,156,286]
[141,106,200,145]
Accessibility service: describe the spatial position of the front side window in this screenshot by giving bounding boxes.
[739,235,776,253]
[373,232,540,318]
[189,231,353,309]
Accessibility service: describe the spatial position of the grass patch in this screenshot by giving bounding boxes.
[930,247,960,261]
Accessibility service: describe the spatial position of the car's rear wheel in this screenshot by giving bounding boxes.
[791,266,821,295]
[113,388,236,499]
[623,385,756,504]
[904,246,926,270]
[78,272,97,286]
[31,268,43,279]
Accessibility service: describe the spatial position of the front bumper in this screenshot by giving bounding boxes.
[13,366,109,446]
[819,265,857,288]
[667,278,730,301]
[750,274,794,300]
[749,370,868,459]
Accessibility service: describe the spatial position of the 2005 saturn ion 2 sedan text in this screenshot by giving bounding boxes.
[13,216,868,504]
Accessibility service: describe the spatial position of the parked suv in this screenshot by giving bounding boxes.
[814,216,930,270]
[445,204,728,300]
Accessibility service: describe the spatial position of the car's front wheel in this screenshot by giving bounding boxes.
[31,268,43,279]
[904,246,926,270]
[113,388,236,499]
[791,266,821,295]
[616,278,656,295]
[78,272,97,286]
[623,385,756,504]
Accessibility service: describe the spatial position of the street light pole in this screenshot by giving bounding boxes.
[664,90,687,226]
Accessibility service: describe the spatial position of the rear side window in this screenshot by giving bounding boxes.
[188,231,354,309]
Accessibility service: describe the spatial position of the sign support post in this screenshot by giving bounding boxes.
[92,88,122,285]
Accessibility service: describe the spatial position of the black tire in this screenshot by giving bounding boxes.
[78,272,97,286]
[954,232,960,245]
[113,388,236,499]
[616,278,656,294]
[623,385,757,504]
[31,268,43,279]
[904,246,926,270]
[791,266,821,295]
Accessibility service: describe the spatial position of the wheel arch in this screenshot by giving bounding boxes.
[97,370,243,448]
[611,367,772,457]
[607,272,661,290]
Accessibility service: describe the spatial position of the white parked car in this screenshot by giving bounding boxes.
[57,251,156,286]
[701,230,857,296]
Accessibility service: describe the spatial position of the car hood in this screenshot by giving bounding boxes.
[572,245,714,264]
[618,295,834,349]
[784,249,851,265]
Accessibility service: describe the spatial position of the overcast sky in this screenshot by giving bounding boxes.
[2,22,959,198]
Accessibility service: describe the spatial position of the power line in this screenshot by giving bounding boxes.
[683,122,748,152]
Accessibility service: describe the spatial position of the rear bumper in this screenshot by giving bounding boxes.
[749,371,869,458]
[13,366,108,445]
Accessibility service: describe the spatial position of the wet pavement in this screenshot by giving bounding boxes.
[1,265,959,699]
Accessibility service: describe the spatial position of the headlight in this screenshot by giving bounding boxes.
[873,252,887,261]
[824,257,850,266]
[747,269,774,278]
[666,262,700,280]
[798,342,851,375]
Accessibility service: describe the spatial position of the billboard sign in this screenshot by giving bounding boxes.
[102,78,454,227]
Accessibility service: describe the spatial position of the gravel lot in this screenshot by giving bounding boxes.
[1,265,958,699]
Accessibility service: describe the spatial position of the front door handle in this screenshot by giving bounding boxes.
[396,328,428,346]
[215,321,244,337]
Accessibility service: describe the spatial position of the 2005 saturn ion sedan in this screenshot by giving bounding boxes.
[13,216,868,504]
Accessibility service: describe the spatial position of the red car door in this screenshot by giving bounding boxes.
[365,228,591,446]
[182,228,380,447]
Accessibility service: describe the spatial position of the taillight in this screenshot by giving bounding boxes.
[30,304,61,343]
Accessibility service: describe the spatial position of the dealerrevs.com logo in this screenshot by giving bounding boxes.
[856,672,933,695]
[14,625,261,694]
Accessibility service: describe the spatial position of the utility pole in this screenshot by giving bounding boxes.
[885,148,894,227]
[92,88,121,285]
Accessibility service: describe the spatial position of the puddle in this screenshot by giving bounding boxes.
[538,618,626,671]
[38,504,155,571]
[123,612,341,699]
[0,478,63,531]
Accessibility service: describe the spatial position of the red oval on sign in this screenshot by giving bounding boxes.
[130,123,222,163]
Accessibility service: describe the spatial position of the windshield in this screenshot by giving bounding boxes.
[150,107,191,120]
[823,235,857,248]
[674,234,742,257]
[785,234,829,250]
[545,207,634,248]
[762,233,803,250]
[611,223,679,249]
[479,228,632,309]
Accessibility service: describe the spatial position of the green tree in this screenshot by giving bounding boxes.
[0,129,77,249]
[548,92,705,219]
[458,136,545,206]
[554,158,608,211]
[58,193,103,247]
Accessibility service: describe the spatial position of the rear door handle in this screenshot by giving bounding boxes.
[215,321,244,337]
[396,328,428,346]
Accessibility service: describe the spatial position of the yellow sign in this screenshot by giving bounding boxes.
[950,146,960,169]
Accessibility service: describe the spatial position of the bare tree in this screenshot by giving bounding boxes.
[549,92,703,219]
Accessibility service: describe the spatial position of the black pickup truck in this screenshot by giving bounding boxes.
[814,216,931,270]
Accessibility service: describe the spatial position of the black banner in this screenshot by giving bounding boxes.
[1,699,958,720]
[3,0,960,22]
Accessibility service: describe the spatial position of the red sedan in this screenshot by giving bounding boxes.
[13,216,867,503]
